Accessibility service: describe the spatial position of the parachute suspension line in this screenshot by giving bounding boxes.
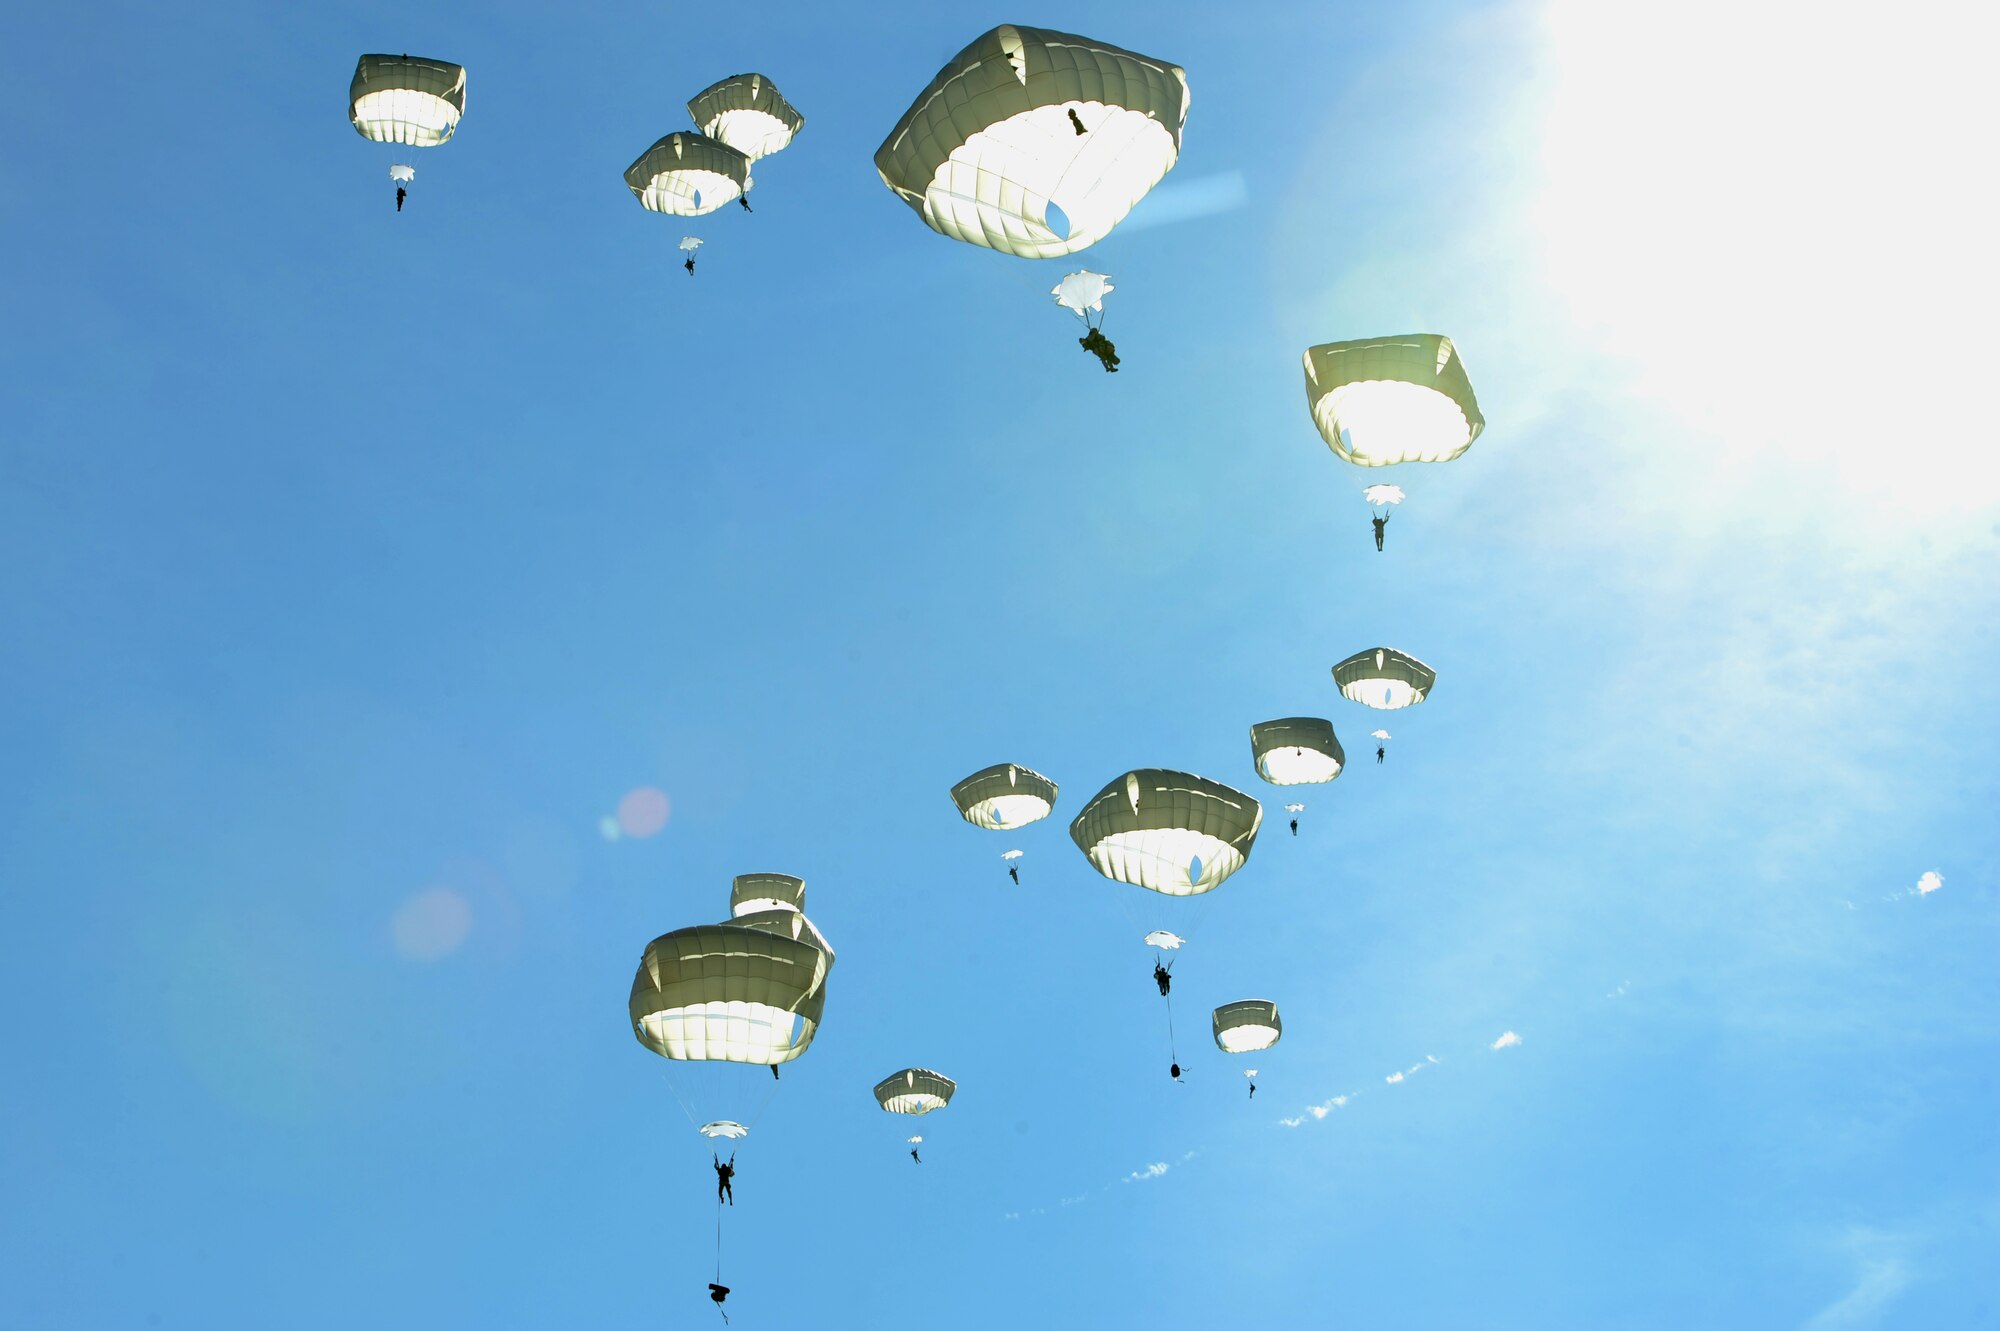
[1163,991,1179,1064]
[715,1198,724,1283]
[741,1070,784,1133]
[655,1066,703,1135]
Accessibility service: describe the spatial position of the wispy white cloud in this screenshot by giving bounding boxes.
[1491,1030,1523,1051]
[1805,1228,1917,1329]
[1114,170,1248,235]
[1385,1071,1405,1085]
[1279,1115,1306,1128]
[1916,871,1944,896]
[1124,1161,1171,1183]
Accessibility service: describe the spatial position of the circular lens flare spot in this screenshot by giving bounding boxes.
[617,787,671,839]
[392,886,472,961]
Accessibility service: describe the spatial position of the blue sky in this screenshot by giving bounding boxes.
[2,2,1995,1327]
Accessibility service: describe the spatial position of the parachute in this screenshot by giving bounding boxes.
[874,1068,956,1116]
[1069,769,1262,895]
[1053,271,1115,328]
[680,236,703,253]
[349,54,465,147]
[1371,730,1391,741]
[875,25,1190,258]
[1001,849,1025,861]
[633,874,833,1320]
[350,55,464,202]
[630,922,828,1065]
[1143,930,1184,950]
[1250,717,1346,785]
[1304,335,1485,467]
[730,873,808,918]
[1363,484,1406,506]
[1283,803,1305,813]
[687,73,803,163]
[1332,647,1437,711]
[1212,1000,1282,1053]
[951,763,1058,830]
[625,132,751,216]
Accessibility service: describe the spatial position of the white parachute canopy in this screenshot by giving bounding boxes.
[1243,1069,1258,1079]
[1001,849,1024,861]
[388,163,416,183]
[699,1120,749,1139]
[1143,930,1184,950]
[906,1135,923,1144]
[1053,270,1114,320]
[1363,484,1406,507]
[1371,730,1391,741]
[679,236,703,253]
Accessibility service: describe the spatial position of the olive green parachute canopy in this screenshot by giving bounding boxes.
[873,1067,956,1116]
[731,907,836,986]
[629,922,829,1065]
[624,132,751,216]
[1332,647,1437,710]
[1250,717,1346,786]
[874,24,1190,258]
[731,873,807,917]
[951,763,1059,830]
[688,73,803,162]
[1212,999,1282,1053]
[1069,769,1262,896]
[349,55,466,147]
[1303,334,1485,467]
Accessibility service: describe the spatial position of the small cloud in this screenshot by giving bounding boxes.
[1606,980,1631,998]
[1124,1161,1170,1183]
[1003,1211,1020,1221]
[1279,1115,1306,1128]
[1491,1030,1523,1051]
[1114,169,1248,235]
[1059,1194,1088,1207]
[1385,1071,1405,1085]
[1916,870,1944,896]
[597,816,621,842]
[1180,1150,1199,1162]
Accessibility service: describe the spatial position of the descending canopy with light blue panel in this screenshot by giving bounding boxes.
[1212,999,1282,1053]
[1332,648,1437,710]
[349,55,466,147]
[1303,334,1485,467]
[873,1068,956,1116]
[950,763,1059,830]
[1069,769,1262,895]
[624,132,751,216]
[688,73,803,162]
[1249,717,1346,785]
[874,24,1190,258]
[629,922,830,1065]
